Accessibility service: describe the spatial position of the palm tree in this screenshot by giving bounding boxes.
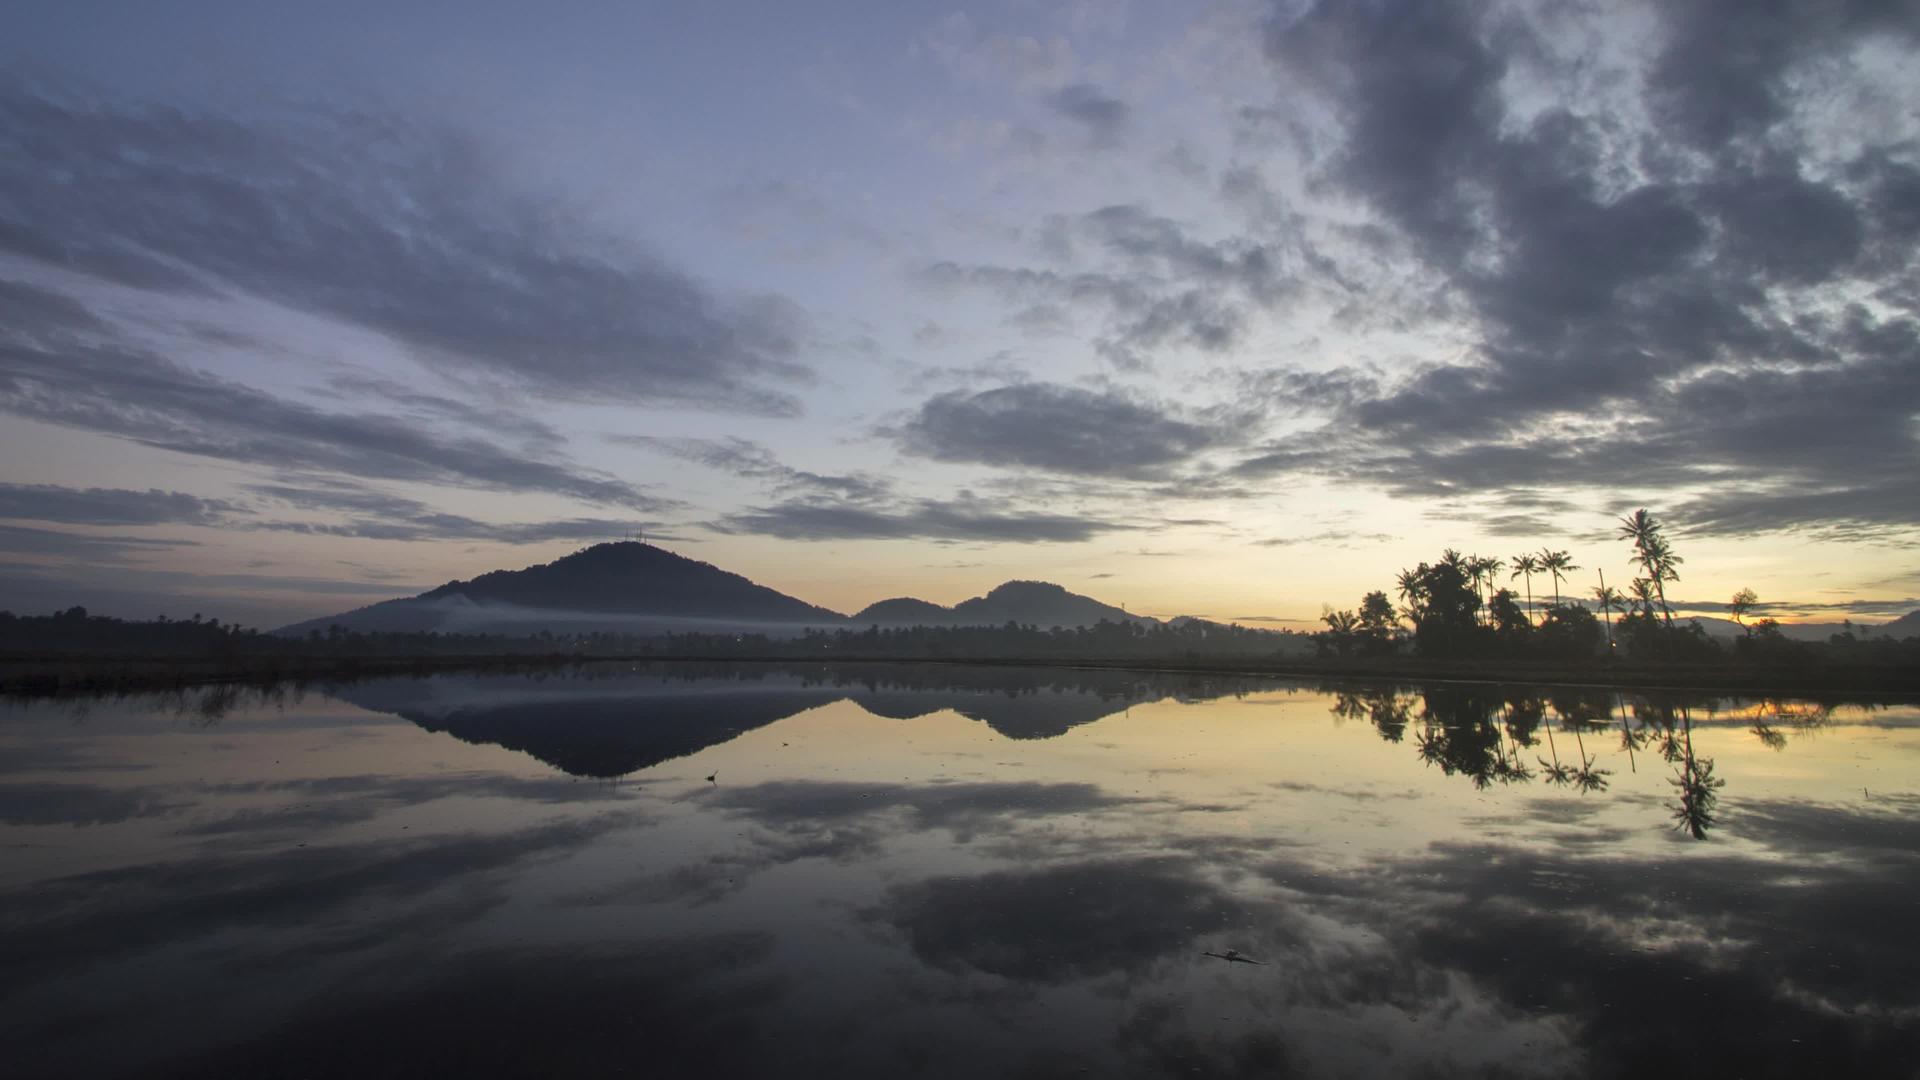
[1510,553,1541,623]
[1539,549,1579,608]
[1628,577,1658,617]
[1473,555,1505,627]
[1592,580,1624,651]
[1395,567,1427,625]
[1617,510,1681,634]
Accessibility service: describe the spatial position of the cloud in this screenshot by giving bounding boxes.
[0,523,197,560]
[917,204,1298,368]
[0,483,243,526]
[892,382,1223,478]
[0,82,812,414]
[0,339,661,509]
[245,482,677,544]
[1226,0,1920,539]
[714,493,1130,544]
[878,856,1244,983]
[614,436,889,502]
[1255,530,1396,548]
[917,12,1078,92]
[1045,83,1129,147]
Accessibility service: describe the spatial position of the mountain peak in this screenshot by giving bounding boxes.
[279,541,844,635]
[983,580,1072,599]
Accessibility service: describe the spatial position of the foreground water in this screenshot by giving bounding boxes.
[3,663,1917,1079]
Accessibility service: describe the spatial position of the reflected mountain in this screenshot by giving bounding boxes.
[337,678,845,778]
[334,664,1275,776]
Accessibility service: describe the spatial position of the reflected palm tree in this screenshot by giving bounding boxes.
[1616,692,1646,773]
[1538,709,1574,788]
[1414,687,1510,789]
[1331,689,1412,743]
[1552,696,1613,793]
[1667,703,1724,839]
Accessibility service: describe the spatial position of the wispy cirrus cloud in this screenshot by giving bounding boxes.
[0,81,815,415]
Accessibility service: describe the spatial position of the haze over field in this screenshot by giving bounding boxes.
[3,0,1917,629]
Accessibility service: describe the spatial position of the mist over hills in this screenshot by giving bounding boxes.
[852,580,1151,630]
[1683,614,1915,643]
[278,542,1169,638]
[278,542,844,638]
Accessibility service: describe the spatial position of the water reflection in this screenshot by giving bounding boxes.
[1323,686,1879,839]
[3,664,1917,1078]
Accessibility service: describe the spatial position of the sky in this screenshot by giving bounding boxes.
[2,0,1918,630]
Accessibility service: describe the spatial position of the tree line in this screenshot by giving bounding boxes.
[1318,509,1916,667]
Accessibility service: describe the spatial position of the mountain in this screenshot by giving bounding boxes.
[335,672,848,777]
[1686,613,1920,642]
[1877,610,1920,637]
[278,542,845,637]
[851,580,1153,629]
[849,597,952,625]
[333,665,1238,775]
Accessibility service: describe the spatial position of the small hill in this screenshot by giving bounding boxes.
[952,580,1149,628]
[850,580,1153,630]
[278,542,845,637]
[850,597,953,625]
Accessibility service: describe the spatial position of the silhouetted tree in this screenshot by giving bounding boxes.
[1510,553,1541,623]
[1618,509,1682,638]
[1729,588,1758,637]
[1539,549,1579,608]
[1592,580,1624,653]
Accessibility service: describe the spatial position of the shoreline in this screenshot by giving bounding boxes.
[4,650,1917,699]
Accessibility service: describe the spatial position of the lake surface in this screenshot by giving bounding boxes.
[4,663,1918,1078]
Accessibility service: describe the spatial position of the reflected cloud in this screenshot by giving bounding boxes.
[880,856,1247,983]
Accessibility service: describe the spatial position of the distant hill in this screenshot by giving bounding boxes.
[1686,612,1920,642]
[1879,610,1920,637]
[277,542,845,637]
[333,666,1219,775]
[851,580,1154,629]
[850,597,952,625]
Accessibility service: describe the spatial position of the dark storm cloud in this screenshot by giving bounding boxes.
[614,436,890,502]
[0,82,812,414]
[713,493,1130,544]
[0,339,659,509]
[1647,0,1918,150]
[893,382,1222,478]
[1233,0,1920,538]
[0,483,243,526]
[1045,83,1129,147]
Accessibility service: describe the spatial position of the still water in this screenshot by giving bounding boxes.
[4,663,1917,1078]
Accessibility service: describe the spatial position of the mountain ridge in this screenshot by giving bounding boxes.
[278,543,1161,637]
[851,579,1154,629]
[277,542,842,637]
